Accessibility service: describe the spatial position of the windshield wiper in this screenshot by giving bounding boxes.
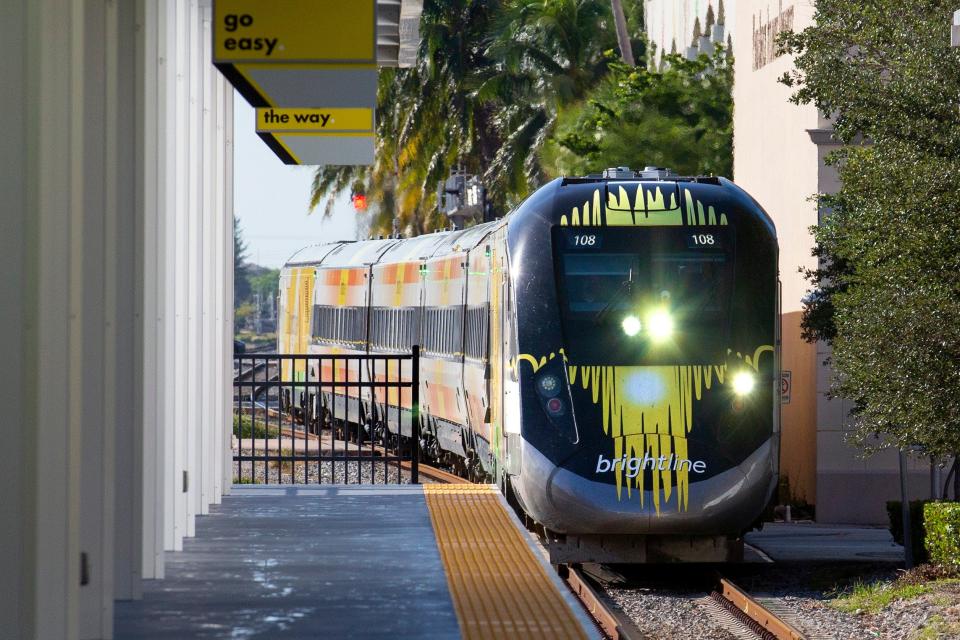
[593,269,634,325]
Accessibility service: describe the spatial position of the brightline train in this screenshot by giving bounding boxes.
[278,167,779,562]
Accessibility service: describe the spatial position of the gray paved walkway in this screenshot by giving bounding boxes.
[745,522,904,562]
[114,485,461,639]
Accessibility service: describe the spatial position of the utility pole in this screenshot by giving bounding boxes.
[611,0,635,66]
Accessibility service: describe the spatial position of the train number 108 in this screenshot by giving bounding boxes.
[690,234,716,246]
[573,234,597,246]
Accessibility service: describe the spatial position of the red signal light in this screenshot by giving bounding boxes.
[352,194,367,212]
[546,397,565,416]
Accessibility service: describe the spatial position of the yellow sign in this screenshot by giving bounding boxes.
[256,108,374,133]
[213,0,375,62]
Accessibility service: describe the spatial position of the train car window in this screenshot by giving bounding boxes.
[383,308,389,348]
[395,308,401,348]
[380,308,387,348]
[562,253,640,313]
[426,309,434,352]
[464,305,488,360]
[446,308,452,354]
[442,309,448,353]
[445,308,452,353]
[440,309,447,353]
[389,308,395,349]
[380,308,386,348]
[380,309,386,348]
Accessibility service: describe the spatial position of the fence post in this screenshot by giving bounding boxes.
[899,448,914,569]
[411,345,420,484]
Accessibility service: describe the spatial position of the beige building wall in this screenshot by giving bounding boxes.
[733,0,819,508]
[730,0,936,524]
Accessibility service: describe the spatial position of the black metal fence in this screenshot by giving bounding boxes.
[232,347,420,484]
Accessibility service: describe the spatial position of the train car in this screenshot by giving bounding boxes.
[279,167,779,562]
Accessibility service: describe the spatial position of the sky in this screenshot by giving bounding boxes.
[233,94,360,268]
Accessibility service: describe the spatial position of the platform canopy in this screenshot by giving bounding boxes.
[213,0,423,165]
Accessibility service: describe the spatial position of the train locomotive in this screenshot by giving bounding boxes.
[278,167,779,563]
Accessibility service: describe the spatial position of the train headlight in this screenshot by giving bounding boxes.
[732,371,756,396]
[537,374,562,397]
[646,309,674,342]
[621,315,642,337]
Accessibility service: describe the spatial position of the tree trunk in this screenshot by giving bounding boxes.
[610,0,635,66]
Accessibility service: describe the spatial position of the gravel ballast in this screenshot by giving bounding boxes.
[604,563,960,640]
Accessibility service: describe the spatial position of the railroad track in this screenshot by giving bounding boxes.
[561,564,644,640]
[561,566,807,640]
[710,577,807,640]
[406,460,465,485]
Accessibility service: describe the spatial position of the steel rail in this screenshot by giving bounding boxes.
[712,577,807,640]
[404,461,464,485]
[561,565,640,640]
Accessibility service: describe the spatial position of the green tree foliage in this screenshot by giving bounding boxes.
[309,0,648,236]
[307,1,728,238]
[311,0,502,236]
[233,215,251,303]
[249,268,280,304]
[542,49,732,178]
[780,0,960,458]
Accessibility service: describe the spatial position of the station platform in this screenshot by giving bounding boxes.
[114,484,598,639]
[745,522,904,563]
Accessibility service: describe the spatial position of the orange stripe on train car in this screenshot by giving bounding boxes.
[430,257,465,281]
[378,262,421,285]
[323,268,365,286]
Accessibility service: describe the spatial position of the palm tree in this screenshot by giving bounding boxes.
[610,0,634,65]
[308,0,622,235]
[311,0,499,235]
[481,0,616,195]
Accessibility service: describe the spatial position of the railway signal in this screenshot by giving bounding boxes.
[438,171,488,228]
[352,193,367,212]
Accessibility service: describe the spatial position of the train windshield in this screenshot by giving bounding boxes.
[553,226,735,365]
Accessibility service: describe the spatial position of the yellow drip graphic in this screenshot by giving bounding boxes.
[560,186,728,227]
[520,345,773,513]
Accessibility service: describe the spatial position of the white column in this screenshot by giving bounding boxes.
[184,0,201,536]
[2,0,95,636]
[113,0,144,604]
[172,0,191,551]
[2,1,237,635]
[201,1,217,512]
[223,90,236,495]
[159,0,182,552]
[214,72,232,501]
[0,0,31,633]
[138,0,166,582]
[77,0,116,634]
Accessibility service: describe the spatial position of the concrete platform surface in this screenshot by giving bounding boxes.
[745,522,905,563]
[115,485,461,639]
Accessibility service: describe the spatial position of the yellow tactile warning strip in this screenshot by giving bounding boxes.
[423,484,590,640]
